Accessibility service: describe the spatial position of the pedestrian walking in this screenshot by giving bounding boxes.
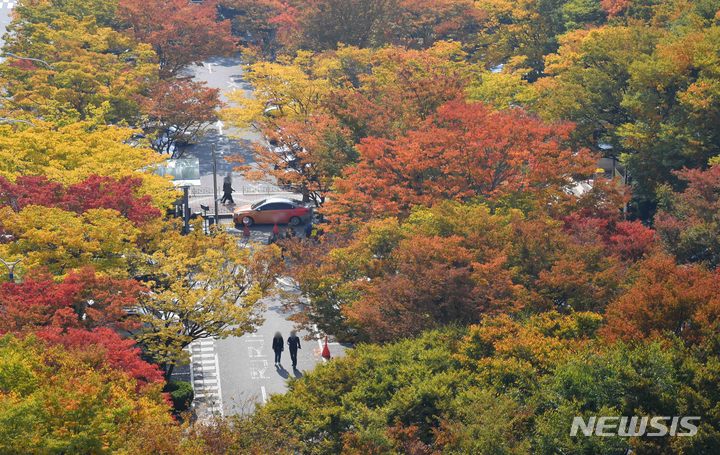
[272,331,284,365]
[304,222,313,239]
[287,330,301,369]
[220,175,234,204]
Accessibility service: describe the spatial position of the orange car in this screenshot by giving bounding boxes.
[233,197,311,228]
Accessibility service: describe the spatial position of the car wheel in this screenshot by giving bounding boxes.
[289,216,301,226]
[242,216,254,227]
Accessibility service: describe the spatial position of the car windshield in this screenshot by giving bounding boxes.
[251,199,267,210]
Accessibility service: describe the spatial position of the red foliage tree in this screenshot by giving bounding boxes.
[0,175,161,225]
[119,0,236,77]
[326,100,595,225]
[563,214,657,262]
[141,79,221,157]
[0,268,144,333]
[36,327,164,386]
[655,164,720,268]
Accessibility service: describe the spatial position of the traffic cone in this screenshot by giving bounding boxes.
[321,335,331,360]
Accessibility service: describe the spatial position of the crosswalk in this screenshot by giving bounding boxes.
[188,337,224,419]
[0,1,15,10]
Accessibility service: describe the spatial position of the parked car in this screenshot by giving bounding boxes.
[233,197,311,228]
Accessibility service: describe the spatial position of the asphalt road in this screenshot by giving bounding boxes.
[182,58,347,418]
[216,278,347,416]
[0,1,14,55]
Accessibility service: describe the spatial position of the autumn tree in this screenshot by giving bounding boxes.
[295,0,397,50]
[325,100,595,225]
[0,122,175,208]
[473,0,571,80]
[537,22,720,219]
[0,175,161,225]
[0,268,144,333]
[36,327,164,386]
[0,206,141,276]
[0,335,182,454]
[224,51,332,128]
[142,79,221,157]
[601,253,720,345]
[217,0,290,58]
[119,0,236,77]
[0,13,157,124]
[535,26,660,152]
[655,164,720,268]
[9,0,122,27]
[325,42,475,141]
[236,115,357,207]
[618,26,720,217]
[136,225,282,377]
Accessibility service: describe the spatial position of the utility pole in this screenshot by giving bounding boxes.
[181,185,191,234]
[212,144,219,226]
[0,258,21,282]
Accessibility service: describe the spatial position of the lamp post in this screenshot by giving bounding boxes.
[0,258,21,283]
[212,144,219,226]
[180,184,191,234]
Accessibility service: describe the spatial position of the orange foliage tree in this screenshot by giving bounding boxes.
[119,0,235,77]
[602,253,720,344]
[326,100,595,225]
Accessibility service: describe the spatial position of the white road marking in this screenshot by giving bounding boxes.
[207,62,213,73]
[188,338,224,418]
[216,120,224,135]
[214,353,223,411]
[261,386,267,403]
[0,1,15,9]
[249,359,269,379]
[247,345,265,358]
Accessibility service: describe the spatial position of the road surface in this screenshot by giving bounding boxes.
[0,1,14,55]
[180,57,347,418]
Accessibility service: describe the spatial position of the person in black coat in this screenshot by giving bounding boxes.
[272,331,284,365]
[287,330,301,369]
[220,176,234,204]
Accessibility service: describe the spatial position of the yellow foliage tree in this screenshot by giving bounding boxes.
[0,122,175,208]
[0,13,157,125]
[0,206,141,277]
[0,334,183,454]
[136,224,283,377]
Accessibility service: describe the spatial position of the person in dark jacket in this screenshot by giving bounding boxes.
[272,331,284,365]
[220,175,234,204]
[287,330,301,369]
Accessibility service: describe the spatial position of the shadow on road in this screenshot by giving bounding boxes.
[275,364,289,378]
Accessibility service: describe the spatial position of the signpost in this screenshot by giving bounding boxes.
[155,157,201,234]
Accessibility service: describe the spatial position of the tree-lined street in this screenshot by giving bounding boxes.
[177,57,345,418]
[3,0,720,452]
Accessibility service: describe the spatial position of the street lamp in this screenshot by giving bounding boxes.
[179,184,192,235]
[212,144,219,226]
[0,258,21,283]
